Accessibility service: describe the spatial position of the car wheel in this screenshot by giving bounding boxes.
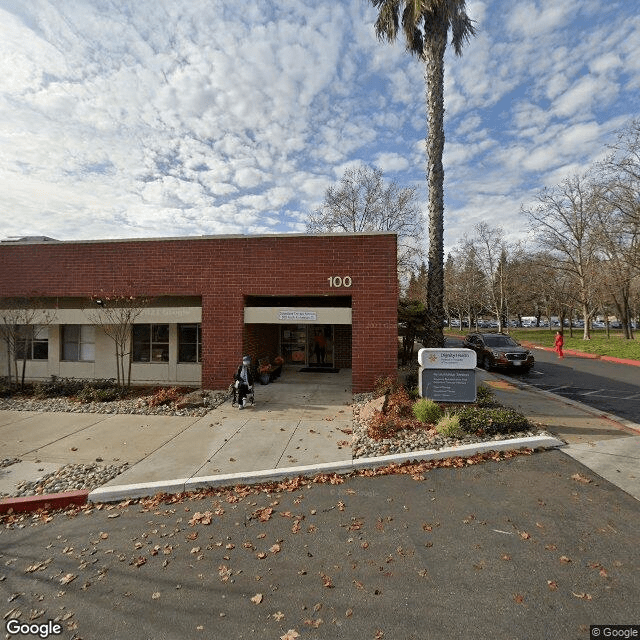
[482,356,492,371]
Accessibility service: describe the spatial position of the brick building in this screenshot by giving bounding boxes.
[0,233,398,392]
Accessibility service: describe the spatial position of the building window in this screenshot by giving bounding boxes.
[16,325,48,360]
[132,324,169,362]
[178,324,201,363]
[62,325,95,361]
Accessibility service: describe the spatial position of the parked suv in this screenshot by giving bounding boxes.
[463,332,534,372]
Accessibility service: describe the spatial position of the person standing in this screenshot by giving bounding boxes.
[313,330,327,365]
[554,331,564,359]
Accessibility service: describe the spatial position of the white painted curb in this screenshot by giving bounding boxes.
[87,435,563,504]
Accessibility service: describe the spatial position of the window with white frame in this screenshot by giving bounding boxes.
[15,325,48,360]
[132,324,169,362]
[62,325,95,361]
[178,323,201,363]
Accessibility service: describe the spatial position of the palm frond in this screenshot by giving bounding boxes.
[372,0,400,43]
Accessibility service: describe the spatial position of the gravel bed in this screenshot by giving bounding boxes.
[351,393,548,459]
[6,462,130,498]
[0,391,230,499]
[0,390,230,417]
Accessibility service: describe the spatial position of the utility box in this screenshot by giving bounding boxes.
[418,348,477,403]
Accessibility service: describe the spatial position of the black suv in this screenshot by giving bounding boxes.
[463,332,534,372]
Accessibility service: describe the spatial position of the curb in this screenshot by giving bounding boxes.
[0,490,89,515]
[87,435,563,504]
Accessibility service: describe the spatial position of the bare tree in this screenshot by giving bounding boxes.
[0,297,53,387]
[605,119,640,229]
[523,175,599,340]
[446,241,486,329]
[307,164,425,279]
[86,294,150,388]
[465,223,511,332]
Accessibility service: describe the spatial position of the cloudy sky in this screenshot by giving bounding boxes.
[1,0,639,253]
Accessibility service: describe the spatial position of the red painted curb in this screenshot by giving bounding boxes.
[600,355,640,367]
[0,490,89,515]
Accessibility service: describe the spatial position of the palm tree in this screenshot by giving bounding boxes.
[370,0,476,347]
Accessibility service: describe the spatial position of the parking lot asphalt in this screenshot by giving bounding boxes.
[1,449,638,640]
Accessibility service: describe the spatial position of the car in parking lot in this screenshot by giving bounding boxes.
[462,332,535,372]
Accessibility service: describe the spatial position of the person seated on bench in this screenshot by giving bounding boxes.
[234,355,254,409]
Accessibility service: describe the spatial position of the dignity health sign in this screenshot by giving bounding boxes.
[418,348,476,369]
[418,348,477,403]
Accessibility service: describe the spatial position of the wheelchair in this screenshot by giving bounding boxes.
[230,380,255,408]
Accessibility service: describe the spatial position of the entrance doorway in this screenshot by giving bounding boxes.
[280,324,334,367]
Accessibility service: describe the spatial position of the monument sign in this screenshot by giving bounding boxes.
[418,348,477,403]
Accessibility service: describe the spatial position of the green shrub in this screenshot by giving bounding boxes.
[435,413,463,437]
[77,380,123,403]
[412,398,444,424]
[455,406,532,436]
[476,384,496,406]
[33,376,85,398]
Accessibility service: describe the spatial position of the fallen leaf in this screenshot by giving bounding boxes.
[571,473,592,484]
[547,580,558,591]
[270,543,281,554]
[280,630,300,640]
[501,554,512,561]
[320,572,334,588]
[251,593,263,604]
[513,594,524,604]
[572,592,593,600]
[559,556,572,564]
[152,592,160,600]
[519,531,531,540]
[272,611,285,621]
[60,573,77,585]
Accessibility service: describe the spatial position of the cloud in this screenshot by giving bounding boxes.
[0,0,638,251]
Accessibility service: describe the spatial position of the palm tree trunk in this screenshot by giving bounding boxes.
[423,26,447,348]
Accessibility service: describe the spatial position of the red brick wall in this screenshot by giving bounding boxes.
[334,324,352,369]
[0,234,398,391]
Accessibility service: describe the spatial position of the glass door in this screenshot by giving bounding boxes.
[281,324,308,364]
[280,325,334,367]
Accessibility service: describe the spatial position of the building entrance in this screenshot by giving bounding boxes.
[280,324,334,367]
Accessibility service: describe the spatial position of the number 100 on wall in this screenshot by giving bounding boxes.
[328,276,352,288]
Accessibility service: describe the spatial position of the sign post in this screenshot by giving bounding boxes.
[418,348,477,403]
